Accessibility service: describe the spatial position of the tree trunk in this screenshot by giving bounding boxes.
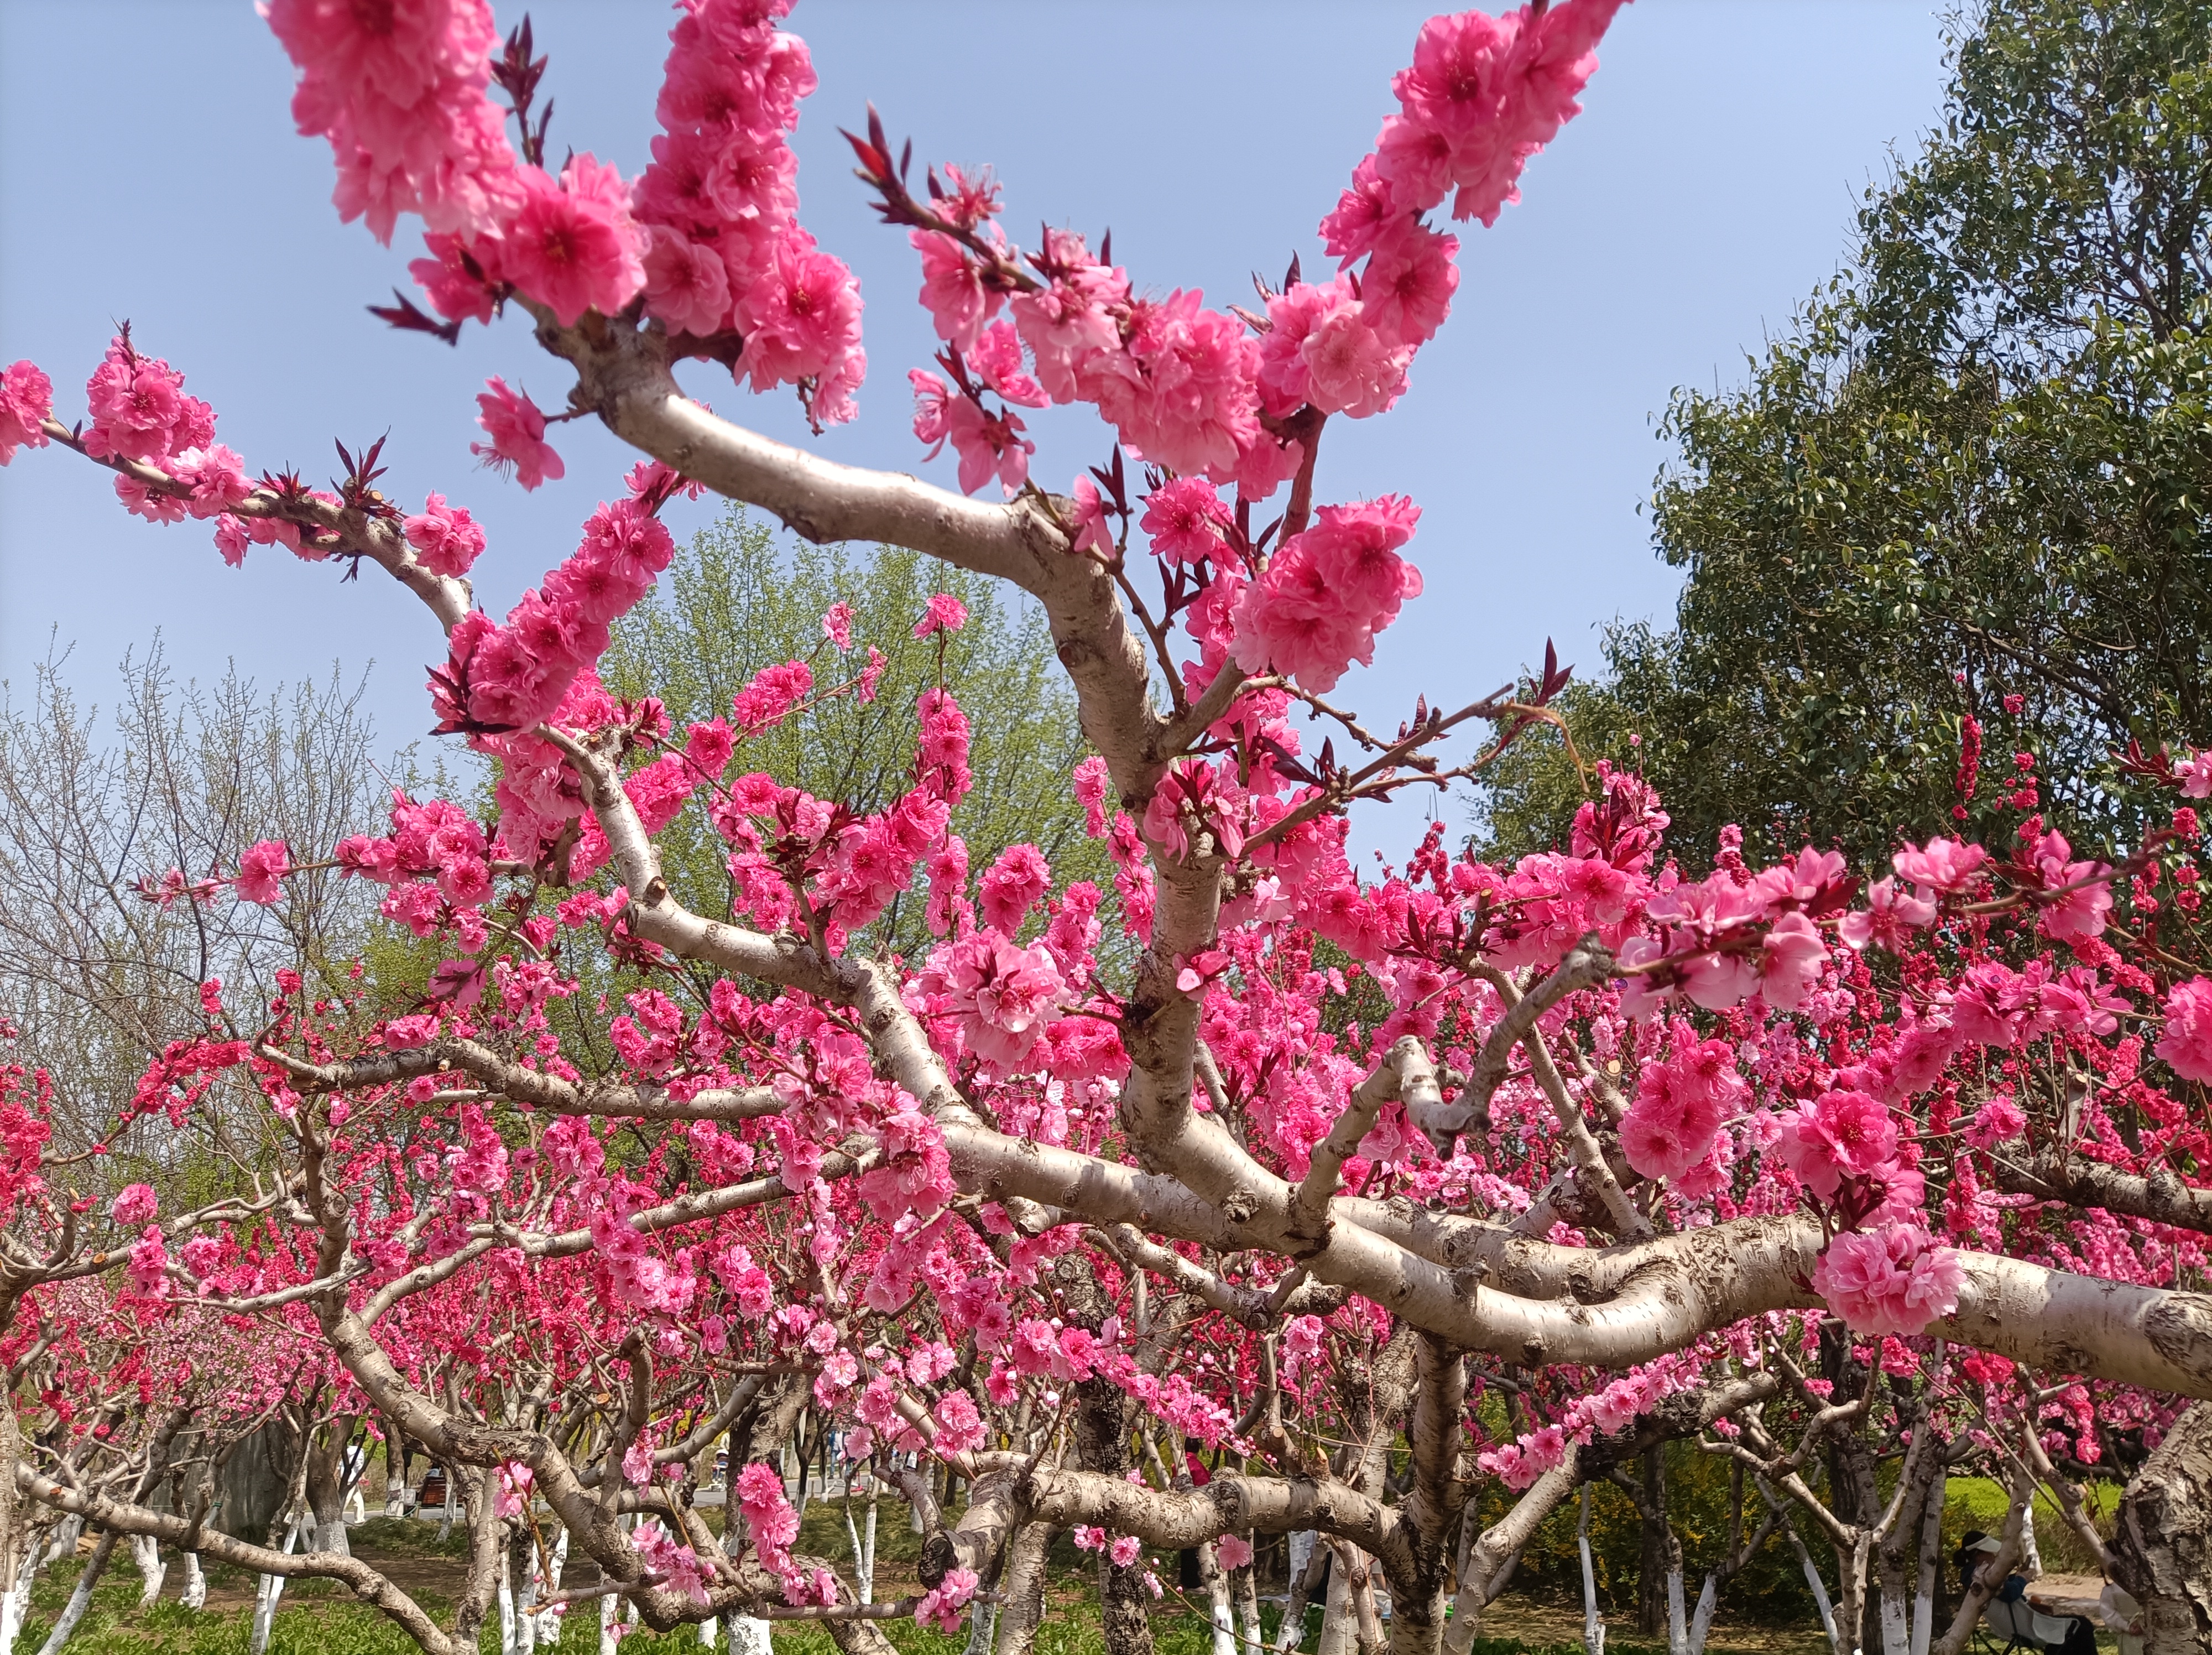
[1077,1376,1154,1655]
[180,1553,206,1610]
[217,1426,286,1542]
[1199,1540,1235,1655]
[247,1511,303,1655]
[450,1467,503,1654]
[1579,1485,1606,1655]
[1318,1556,1358,1655]
[0,1406,16,1624]
[384,1430,411,1518]
[1879,1435,1941,1655]
[1638,1450,1667,1638]
[1910,1466,1945,1655]
[129,1533,165,1606]
[800,1551,899,1655]
[1235,1547,1264,1655]
[993,1521,1055,1655]
[0,1519,51,1655]
[304,1417,352,1557]
[534,1527,568,1645]
[1277,1531,1328,1655]
[35,1528,117,1655]
[2111,1398,2212,1653]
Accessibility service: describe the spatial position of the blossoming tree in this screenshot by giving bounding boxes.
[4,2,2212,1653]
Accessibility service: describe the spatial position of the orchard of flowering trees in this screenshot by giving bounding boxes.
[4,2,2212,1654]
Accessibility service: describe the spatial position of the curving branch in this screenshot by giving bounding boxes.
[1993,1147,2212,1235]
[20,1466,455,1655]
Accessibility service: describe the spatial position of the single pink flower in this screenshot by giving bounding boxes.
[493,154,645,328]
[234,840,292,906]
[1962,1097,2026,1151]
[931,1388,985,1455]
[640,223,731,338]
[1813,1223,1964,1337]
[969,320,1047,408]
[111,1183,158,1227]
[735,231,866,414]
[911,228,1002,353]
[979,843,1051,935]
[2156,977,2212,1084]
[1757,910,1827,1009]
[1777,1089,1898,1199]
[1069,476,1117,558]
[471,378,565,491]
[1360,220,1460,348]
[1141,477,1233,565]
[0,361,54,465]
[403,491,486,576]
[914,594,969,639]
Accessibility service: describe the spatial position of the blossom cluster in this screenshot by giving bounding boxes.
[264,0,520,244]
[632,0,865,424]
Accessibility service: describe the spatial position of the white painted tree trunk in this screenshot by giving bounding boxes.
[0,1577,27,1655]
[498,1544,517,1655]
[1579,1485,1607,1655]
[1237,1550,1265,1655]
[131,1534,165,1607]
[726,1614,771,1655]
[865,1486,880,1604]
[37,1528,118,1655]
[598,1590,622,1655]
[1880,1583,1911,1655]
[962,1600,999,1655]
[180,1554,206,1610]
[0,1529,49,1655]
[699,1611,719,1647]
[2020,1497,2042,1579]
[40,1519,79,1568]
[248,1512,304,1655]
[1783,1525,1840,1655]
[1688,1576,1719,1655]
[1203,1541,1236,1655]
[1667,1565,1687,1655]
[1910,1467,1946,1655]
[846,1485,880,1605]
[1317,1557,1357,1655]
[534,1528,568,1643]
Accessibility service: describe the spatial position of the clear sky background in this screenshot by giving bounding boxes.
[0,0,1954,855]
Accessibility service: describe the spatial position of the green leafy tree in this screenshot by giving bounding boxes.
[1478,0,2212,872]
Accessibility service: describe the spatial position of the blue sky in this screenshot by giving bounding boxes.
[0,0,1953,852]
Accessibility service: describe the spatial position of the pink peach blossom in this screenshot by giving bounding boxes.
[234,840,292,906]
[470,378,565,491]
[0,361,54,465]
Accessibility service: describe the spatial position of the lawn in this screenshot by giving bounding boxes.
[13,1476,2112,1655]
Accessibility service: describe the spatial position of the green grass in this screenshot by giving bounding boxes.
[12,1492,1806,1655]
[1940,1476,2119,1575]
[16,1549,1688,1655]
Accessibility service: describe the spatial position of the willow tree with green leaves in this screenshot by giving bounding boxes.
[1479,0,2212,871]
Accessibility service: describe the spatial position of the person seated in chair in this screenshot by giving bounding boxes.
[1955,1533,2097,1655]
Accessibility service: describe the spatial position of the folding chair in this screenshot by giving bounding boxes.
[1975,1596,2025,1655]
